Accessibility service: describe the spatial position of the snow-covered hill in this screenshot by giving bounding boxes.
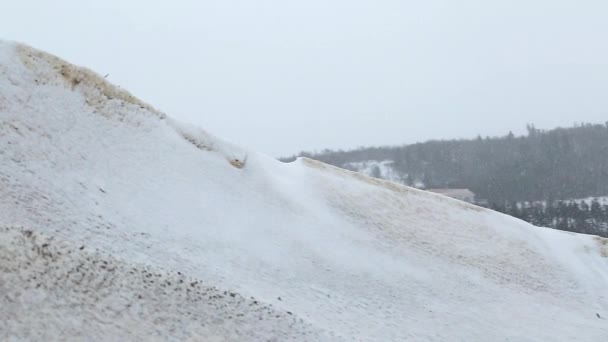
[1,41,607,341]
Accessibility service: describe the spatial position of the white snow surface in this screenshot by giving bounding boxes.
[1,41,608,341]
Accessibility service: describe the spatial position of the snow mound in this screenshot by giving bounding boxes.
[1,41,608,341]
[0,227,324,341]
[10,42,247,168]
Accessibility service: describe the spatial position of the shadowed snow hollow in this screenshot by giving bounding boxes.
[1,41,607,341]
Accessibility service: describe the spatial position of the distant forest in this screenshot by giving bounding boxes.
[282,123,608,237]
[493,200,608,237]
[283,123,608,203]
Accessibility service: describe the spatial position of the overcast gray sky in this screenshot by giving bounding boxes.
[3,1,607,156]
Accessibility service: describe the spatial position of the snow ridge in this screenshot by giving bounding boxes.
[13,42,248,168]
[1,40,608,341]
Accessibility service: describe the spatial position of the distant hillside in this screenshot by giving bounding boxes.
[283,123,608,204]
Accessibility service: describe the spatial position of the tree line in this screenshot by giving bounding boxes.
[282,122,608,236]
[489,199,608,237]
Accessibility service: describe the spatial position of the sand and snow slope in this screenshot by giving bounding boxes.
[1,41,607,341]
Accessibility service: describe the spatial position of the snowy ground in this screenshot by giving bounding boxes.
[1,41,607,341]
[343,160,427,188]
[343,160,404,183]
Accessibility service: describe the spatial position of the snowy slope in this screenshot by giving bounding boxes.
[1,41,607,341]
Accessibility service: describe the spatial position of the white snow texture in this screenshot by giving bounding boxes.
[1,41,607,341]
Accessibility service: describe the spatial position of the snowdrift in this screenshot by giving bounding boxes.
[1,41,607,341]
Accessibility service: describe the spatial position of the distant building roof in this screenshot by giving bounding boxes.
[428,188,476,202]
